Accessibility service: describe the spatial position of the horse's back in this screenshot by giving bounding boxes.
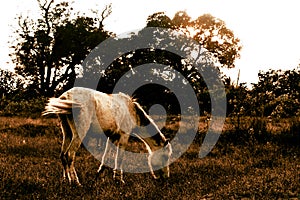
[93,91,137,133]
[59,87,137,134]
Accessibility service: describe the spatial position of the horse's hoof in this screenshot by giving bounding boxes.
[113,175,125,184]
[70,181,82,187]
[115,179,125,185]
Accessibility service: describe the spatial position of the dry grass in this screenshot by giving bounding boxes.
[0,116,299,199]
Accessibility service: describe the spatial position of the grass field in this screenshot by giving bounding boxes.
[0,116,299,199]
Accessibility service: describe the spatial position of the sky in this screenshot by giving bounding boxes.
[1,0,300,85]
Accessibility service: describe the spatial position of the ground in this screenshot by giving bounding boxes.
[0,116,299,199]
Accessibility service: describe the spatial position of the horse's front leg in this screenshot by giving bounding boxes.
[113,133,129,184]
[96,136,110,178]
[113,144,125,184]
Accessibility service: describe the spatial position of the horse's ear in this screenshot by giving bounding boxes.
[164,139,170,147]
[133,102,150,126]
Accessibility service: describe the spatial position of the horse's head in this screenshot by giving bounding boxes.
[148,140,172,179]
[132,101,172,179]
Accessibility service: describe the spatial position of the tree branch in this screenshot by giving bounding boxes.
[92,3,112,30]
[37,0,54,35]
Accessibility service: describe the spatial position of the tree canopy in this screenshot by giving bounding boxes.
[251,67,300,118]
[11,0,112,96]
[2,1,299,120]
[11,3,242,96]
[146,11,242,68]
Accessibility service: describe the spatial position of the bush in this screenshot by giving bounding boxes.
[0,96,47,118]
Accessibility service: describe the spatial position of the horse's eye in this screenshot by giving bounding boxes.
[163,139,170,147]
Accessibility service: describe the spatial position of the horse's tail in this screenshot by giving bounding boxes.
[42,97,81,116]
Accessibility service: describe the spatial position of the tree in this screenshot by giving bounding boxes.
[146,11,242,68]
[10,0,112,96]
[145,12,241,114]
[146,12,174,28]
[251,67,300,118]
[89,12,238,116]
[0,69,24,99]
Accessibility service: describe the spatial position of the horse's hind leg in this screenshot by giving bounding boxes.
[58,115,72,182]
[65,115,90,185]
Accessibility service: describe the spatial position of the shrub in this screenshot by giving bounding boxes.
[0,96,47,118]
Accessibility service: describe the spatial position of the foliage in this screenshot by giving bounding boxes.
[146,11,242,68]
[84,12,238,114]
[251,67,300,118]
[126,11,241,115]
[10,0,112,96]
[6,1,300,121]
[0,96,47,118]
[0,69,47,118]
[0,69,24,99]
[92,47,213,115]
[224,67,300,120]
[225,78,250,116]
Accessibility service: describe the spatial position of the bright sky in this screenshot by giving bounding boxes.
[1,0,300,85]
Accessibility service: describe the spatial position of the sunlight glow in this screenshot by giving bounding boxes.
[1,0,300,85]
